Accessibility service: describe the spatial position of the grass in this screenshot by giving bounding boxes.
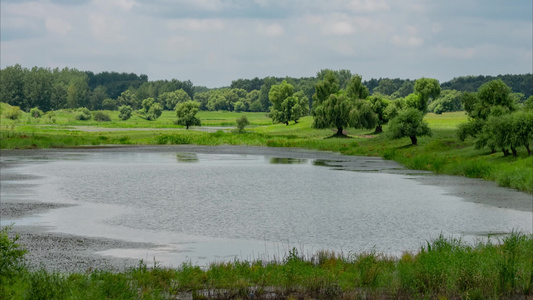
[2,227,532,299]
[1,107,532,193]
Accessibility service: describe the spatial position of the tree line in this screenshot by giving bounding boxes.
[0,64,531,116]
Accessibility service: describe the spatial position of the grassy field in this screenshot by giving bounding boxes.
[1,106,531,193]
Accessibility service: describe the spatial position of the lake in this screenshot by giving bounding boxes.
[1,146,532,267]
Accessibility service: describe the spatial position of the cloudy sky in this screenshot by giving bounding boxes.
[1,0,531,87]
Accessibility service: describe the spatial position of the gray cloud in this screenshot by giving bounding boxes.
[0,0,531,87]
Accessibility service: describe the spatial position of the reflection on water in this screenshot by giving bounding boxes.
[176,152,199,163]
[268,157,308,164]
[1,150,532,267]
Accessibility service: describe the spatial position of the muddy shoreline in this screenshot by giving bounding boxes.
[1,145,532,273]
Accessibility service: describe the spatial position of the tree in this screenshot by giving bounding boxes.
[346,74,369,100]
[428,90,463,114]
[102,98,117,110]
[89,85,108,110]
[312,70,340,109]
[159,89,191,110]
[118,105,132,120]
[117,90,139,110]
[138,98,162,120]
[457,80,516,144]
[476,79,515,119]
[235,115,250,133]
[259,77,277,111]
[193,92,210,110]
[313,94,352,136]
[413,78,441,113]
[30,107,44,118]
[312,72,376,136]
[368,94,390,133]
[175,101,201,129]
[387,108,431,145]
[75,107,92,121]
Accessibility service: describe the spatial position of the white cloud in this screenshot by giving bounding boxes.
[167,19,225,32]
[391,35,424,48]
[89,14,126,43]
[346,0,390,13]
[45,18,72,35]
[93,0,138,11]
[431,45,476,59]
[324,21,354,36]
[257,23,284,37]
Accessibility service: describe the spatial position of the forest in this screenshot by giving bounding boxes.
[0,64,531,114]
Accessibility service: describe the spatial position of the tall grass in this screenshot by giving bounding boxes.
[3,226,532,299]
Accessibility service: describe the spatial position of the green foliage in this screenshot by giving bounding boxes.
[368,94,390,132]
[312,70,340,108]
[428,89,463,114]
[29,107,44,118]
[93,111,111,122]
[118,105,133,120]
[137,98,163,121]
[268,81,309,125]
[387,108,432,145]
[175,100,201,129]
[159,89,191,110]
[235,115,250,133]
[0,226,27,298]
[5,232,532,299]
[346,74,369,100]
[476,79,515,120]
[524,96,533,110]
[75,107,92,120]
[101,98,117,110]
[414,77,441,113]
[117,90,139,110]
[2,105,22,120]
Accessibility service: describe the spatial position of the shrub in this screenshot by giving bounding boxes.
[0,226,27,297]
[118,105,132,120]
[29,107,44,118]
[93,111,111,122]
[3,106,22,120]
[235,115,250,133]
[75,107,92,121]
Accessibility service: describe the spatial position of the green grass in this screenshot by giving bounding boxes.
[2,226,533,299]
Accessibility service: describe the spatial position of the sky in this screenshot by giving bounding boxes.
[1,0,531,88]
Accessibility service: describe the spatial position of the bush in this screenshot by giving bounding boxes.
[75,107,92,121]
[118,105,132,121]
[93,111,111,122]
[29,107,44,118]
[0,226,27,297]
[235,115,250,133]
[3,106,22,120]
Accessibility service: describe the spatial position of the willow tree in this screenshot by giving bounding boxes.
[312,72,376,136]
[175,100,201,129]
[269,80,309,125]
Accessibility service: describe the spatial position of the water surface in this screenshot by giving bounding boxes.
[2,147,531,266]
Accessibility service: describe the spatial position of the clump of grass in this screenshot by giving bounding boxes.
[2,232,532,299]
